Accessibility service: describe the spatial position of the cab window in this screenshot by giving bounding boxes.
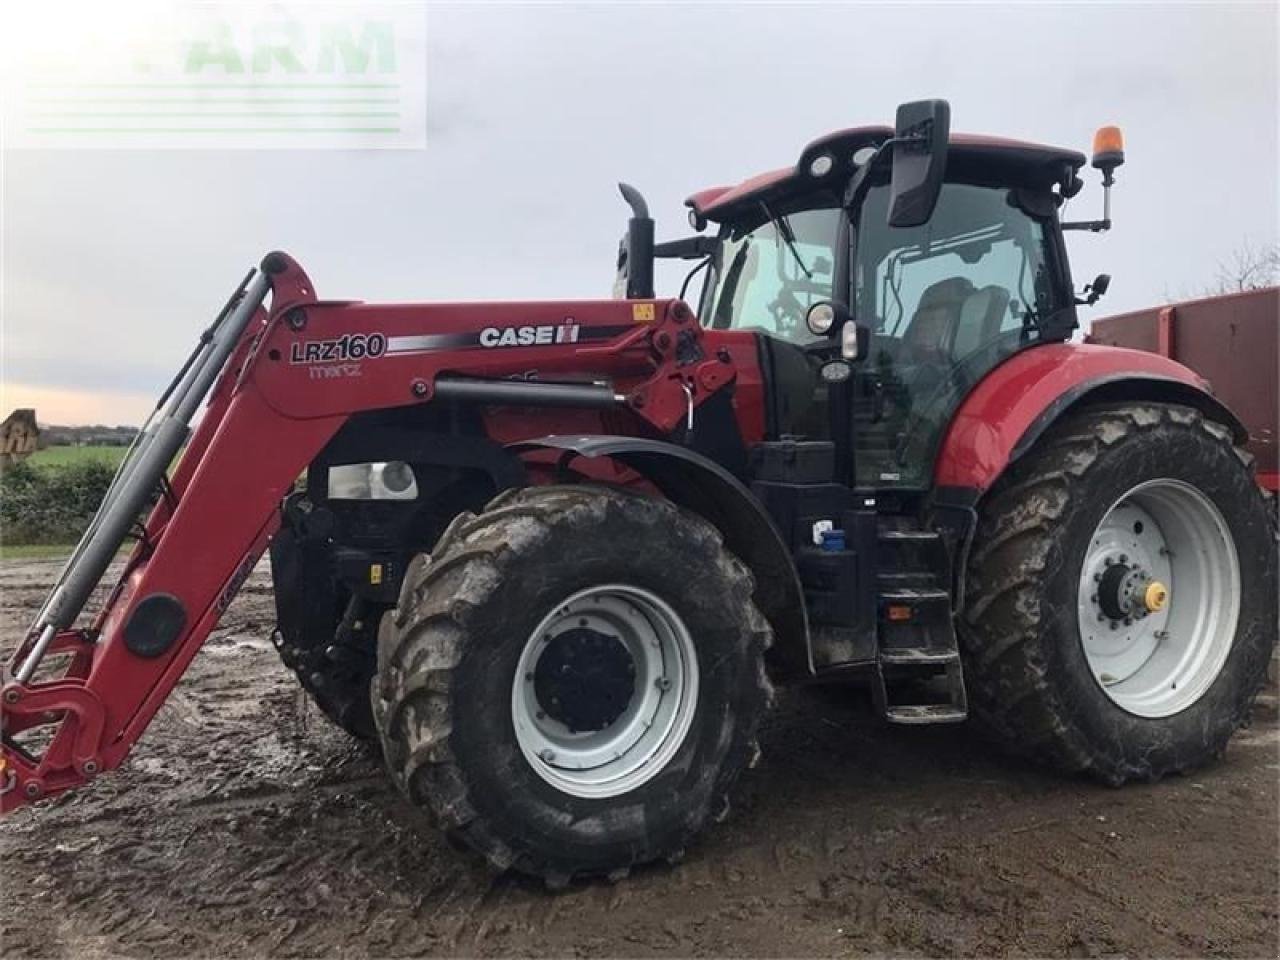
[704,207,841,344]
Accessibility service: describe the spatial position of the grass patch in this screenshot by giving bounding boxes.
[27,445,129,469]
[0,543,73,560]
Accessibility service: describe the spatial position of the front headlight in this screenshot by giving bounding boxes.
[372,461,418,499]
[327,461,419,500]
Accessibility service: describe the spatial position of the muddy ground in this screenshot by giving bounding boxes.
[1,556,1277,959]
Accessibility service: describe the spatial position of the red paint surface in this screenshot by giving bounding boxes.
[934,342,1210,490]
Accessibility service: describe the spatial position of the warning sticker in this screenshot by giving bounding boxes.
[632,303,656,324]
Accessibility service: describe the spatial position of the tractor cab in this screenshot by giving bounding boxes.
[685,108,1089,494]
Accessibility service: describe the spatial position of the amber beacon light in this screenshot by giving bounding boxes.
[1092,125,1125,175]
[1064,125,1126,233]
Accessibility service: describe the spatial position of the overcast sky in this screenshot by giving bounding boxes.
[2,1,1277,425]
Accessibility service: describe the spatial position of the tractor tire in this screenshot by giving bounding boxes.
[373,484,773,884]
[960,402,1277,785]
[269,527,378,741]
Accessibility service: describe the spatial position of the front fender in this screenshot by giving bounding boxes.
[511,435,812,677]
[934,342,1247,496]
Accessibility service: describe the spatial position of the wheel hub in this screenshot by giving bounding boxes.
[1096,560,1161,621]
[533,627,635,733]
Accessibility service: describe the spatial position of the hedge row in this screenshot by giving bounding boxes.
[0,459,116,545]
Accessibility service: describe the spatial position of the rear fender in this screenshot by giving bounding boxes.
[935,342,1247,498]
[934,343,1248,609]
[512,435,812,677]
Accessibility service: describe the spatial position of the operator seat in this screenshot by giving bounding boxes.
[901,277,975,361]
[951,285,1012,359]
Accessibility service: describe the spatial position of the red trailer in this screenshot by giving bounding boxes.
[1087,287,1279,492]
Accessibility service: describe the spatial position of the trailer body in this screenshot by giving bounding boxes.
[1087,287,1279,491]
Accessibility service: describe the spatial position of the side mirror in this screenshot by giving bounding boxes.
[887,99,951,228]
[1078,273,1111,306]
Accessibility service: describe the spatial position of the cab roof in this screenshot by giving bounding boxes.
[686,125,1086,223]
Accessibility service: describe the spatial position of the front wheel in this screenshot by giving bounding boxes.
[373,485,773,884]
[960,403,1277,784]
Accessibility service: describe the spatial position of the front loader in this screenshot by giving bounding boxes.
[4,100,1274,885]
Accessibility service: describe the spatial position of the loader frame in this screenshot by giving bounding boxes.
[1,251,737,811]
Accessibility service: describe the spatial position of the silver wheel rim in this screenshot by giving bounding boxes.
[1077,478,1240,718]
[511,584,699,799]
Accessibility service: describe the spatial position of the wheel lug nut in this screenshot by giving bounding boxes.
[1119,554,1128,563]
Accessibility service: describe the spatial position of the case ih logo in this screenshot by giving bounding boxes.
[290,332,387,364]
[479,321,580,348]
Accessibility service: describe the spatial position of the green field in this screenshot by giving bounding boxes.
[0,543,74,560]
[27,445,129,469]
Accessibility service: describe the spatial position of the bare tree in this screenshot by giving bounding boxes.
[1206,239,1280,295]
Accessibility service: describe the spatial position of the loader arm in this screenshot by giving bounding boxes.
[1,252,734,811]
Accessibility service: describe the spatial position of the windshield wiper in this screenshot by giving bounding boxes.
[759,201,812,279]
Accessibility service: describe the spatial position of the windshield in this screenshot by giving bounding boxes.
[852,181,1060,488]
[703,207,841,344]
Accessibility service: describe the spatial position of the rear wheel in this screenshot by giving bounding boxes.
[960,403,1277,784]
[374,485,773,883]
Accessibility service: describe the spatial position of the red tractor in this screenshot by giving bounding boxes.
[4,101,1274,886]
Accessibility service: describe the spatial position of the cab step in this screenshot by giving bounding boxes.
[874,568,967,724]
[877,529,940,543]
[873,657,969,725]
[878,646,960,665]
[884,704,968,725]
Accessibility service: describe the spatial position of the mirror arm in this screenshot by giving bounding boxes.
[1062,163,1117,233]
[842,138,896,208]
[653,236,721,260]
[1062,219,1112,233]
